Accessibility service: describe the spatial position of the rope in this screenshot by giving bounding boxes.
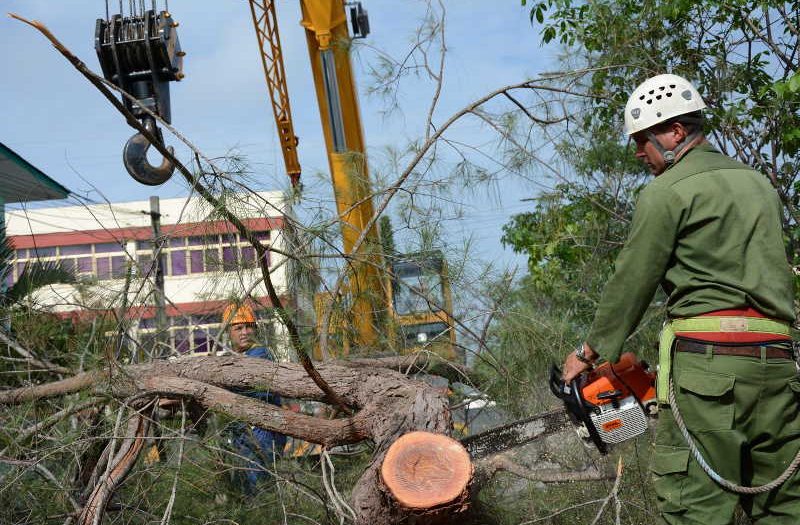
[668,376,800,494]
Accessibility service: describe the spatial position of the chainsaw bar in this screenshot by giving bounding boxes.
[460,407,571,459]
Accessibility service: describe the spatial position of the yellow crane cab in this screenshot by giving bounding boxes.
[390,250,458,361]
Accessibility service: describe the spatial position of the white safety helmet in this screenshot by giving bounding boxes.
[624,74,706,136]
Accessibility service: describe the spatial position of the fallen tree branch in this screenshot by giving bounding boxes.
[0,370,97,405]
[478,453,614,484]
[341,353,469,379]
[78,409,151,525]
[0,353,450,523]
[139,375,370,446]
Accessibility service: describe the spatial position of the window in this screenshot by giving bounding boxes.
[77,257,93,274]
[134,231,273,276]
[221,246,237,271]
[392,260,445,316]
[31,247,56,258]
[95,242,121,254]
[137,254,153,276]
[111,256,127,278]
[10,242,129,283]
[96,257,110,280]
[60,244,92,256]
[8,227,276,286]
[241,246,256,268]
[170,250,187,276]
[189,250,204,273]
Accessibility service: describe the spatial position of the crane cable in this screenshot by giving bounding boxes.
[668,376,800,494]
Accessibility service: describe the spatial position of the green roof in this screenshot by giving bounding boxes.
[0,141,70,204]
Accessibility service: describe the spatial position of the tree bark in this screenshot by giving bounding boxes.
[0,354,452,524]
[78,411,150,525]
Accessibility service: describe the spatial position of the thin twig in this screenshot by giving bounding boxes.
[589,457,624,525]
[159,400,184,525]
[320,449,357,524]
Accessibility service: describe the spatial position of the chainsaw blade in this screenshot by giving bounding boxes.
[460,407,571,459]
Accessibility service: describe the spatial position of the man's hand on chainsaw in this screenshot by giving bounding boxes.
[562,342,599,383]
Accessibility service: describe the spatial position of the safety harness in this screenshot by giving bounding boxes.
[659,316,800,494]
[657,316,792,403]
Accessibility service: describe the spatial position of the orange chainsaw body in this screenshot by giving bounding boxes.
[552,351,658,453]
[581,352,657,408]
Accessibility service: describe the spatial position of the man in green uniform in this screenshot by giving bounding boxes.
[561,74,800,524]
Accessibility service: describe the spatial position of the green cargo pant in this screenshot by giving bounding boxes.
[652,347,800,524]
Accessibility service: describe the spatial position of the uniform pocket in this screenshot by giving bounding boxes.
[675,370,735,431]
[789,374,800,402]
[650,445,690,514]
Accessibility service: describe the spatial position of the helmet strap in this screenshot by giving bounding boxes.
[646,128,702,168]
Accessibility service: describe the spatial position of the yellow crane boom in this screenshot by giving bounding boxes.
[299,0,388,350]
[248,0,302,188]
[248,0,454,358]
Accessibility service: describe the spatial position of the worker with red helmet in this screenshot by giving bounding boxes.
[222,302,286,493]
[561,74,800,523]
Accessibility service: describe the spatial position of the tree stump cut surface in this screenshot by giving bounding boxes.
[380,431,472,509]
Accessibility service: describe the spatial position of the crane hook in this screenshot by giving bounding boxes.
[123,118,175,186]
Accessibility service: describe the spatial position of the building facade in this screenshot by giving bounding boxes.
[4,192,292,358]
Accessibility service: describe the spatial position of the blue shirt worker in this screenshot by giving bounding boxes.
[222,302,286,492]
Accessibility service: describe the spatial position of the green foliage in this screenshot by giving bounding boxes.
[379,215,397,256]
[521,1,800,258]
[501,185,622,311]
[500,131,647,316]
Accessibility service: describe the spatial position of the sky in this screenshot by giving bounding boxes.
[0,0,559,274]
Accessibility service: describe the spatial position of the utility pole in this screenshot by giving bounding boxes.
[149,196,169,356]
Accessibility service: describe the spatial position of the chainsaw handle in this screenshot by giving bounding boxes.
[549,364,570,399]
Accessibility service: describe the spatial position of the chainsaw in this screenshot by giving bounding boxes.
[460,352,658,458]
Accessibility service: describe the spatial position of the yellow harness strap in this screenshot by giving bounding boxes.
[657,316,792,403]
[670,316,791,337]
[658,323,676,403]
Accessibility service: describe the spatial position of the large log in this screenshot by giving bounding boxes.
[0,355,452,524]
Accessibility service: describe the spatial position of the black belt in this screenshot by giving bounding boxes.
[675,339,794,360]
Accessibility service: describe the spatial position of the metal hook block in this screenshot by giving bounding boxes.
[123,119,175,185]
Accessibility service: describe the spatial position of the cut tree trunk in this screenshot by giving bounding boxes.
[380,431,472,522]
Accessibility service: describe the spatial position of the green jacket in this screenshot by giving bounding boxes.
[587,143,795,363]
